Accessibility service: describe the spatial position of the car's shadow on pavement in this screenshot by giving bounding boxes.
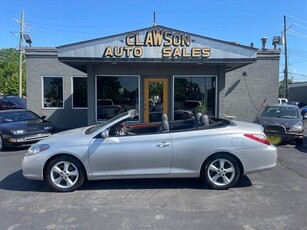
[0,170,51,192]
[278,136,307,154]
[1,146,28,153]
[0,170,252,192]
[294,136,307,153]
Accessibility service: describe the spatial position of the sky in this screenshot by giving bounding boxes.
[1,0,307,82]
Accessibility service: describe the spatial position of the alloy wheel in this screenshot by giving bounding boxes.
[50,161,79,189]
[207,158,235,187]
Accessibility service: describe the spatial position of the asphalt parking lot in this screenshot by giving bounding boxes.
[1,131,307,230]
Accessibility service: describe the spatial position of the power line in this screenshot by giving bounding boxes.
[287,15,307,24]
[288,30,307,39]
[292,22,307,30]
[289,72,307,77]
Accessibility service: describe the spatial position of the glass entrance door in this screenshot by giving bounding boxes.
[144,78,168,123]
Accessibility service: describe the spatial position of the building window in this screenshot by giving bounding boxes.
[72,77,87,108]
[96,76,139,121]
[174,76,216,117]
[42,76,64,108]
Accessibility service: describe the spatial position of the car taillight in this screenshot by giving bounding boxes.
[244,133,271,146]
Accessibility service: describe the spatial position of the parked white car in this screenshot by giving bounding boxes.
[278,98,288,104]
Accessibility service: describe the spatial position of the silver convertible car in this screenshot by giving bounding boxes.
[22,110,277,192]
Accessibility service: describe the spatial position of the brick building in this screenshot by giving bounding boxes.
[25,25,280,130]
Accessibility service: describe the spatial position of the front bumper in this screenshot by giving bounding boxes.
[4,133,52,148]
[264,125,304,140]
[22,153,48,180]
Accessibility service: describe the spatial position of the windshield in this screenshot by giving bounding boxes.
[0,110,40,123]
[85,111,130,134]
[16,97,27,107]
[260,106,299,119]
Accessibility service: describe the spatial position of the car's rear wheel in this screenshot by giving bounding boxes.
[45,156,85,192]
[202,154,241,190]
[267,134,282,145]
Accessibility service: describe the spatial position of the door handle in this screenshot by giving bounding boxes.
[157,142,171,148]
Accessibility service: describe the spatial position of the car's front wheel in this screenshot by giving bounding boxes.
[202,154,241,190]
[0,134,6,151]
[45,156,85,192]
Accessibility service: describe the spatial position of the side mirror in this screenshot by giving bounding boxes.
[101,130,109,138]
[41,116,46,120]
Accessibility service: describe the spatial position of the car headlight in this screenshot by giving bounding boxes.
[289,122,304,132]
[13,130,27,135]
[44,126,53,131]
[26,144,50,156]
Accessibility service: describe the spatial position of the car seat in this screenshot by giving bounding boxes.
[200,115,209,126]
[161,113,169,132]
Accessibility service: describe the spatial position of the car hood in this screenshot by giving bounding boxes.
[0,120,54,132]
[50,126,87,139]
[255,117,301,128]
[37,126,91,146]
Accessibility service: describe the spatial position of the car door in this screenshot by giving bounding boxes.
[88,132,172,177]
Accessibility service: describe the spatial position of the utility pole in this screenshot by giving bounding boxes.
[153,11,156,27]
[18,10,24,97]
[283,15,288,99]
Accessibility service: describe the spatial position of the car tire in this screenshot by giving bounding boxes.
[0,134,6,151]
[45,156,85,192]
[202,154,241,190]
[267,134,282,146]
[296,138,303,146]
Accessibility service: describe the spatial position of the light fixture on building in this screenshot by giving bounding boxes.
[272,36,281,49]
[23,34,32,47]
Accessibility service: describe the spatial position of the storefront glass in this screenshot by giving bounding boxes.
[42,76,63,108]
[72,77,87,108]
[174,76,216,117]
[96,76,139,121]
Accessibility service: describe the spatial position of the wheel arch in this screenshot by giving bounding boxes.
[200,152,244,177]
[43,153,88,181]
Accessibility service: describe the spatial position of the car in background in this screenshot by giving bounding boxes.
[0,96,27,110]
[0,109,56,150]
[97,99,121,121]
[22,109,277,192]
[287,101,299,106]
[300,105,307,118]
[298,102,307,108]
[278,98,288,104]
[254,104,304,146]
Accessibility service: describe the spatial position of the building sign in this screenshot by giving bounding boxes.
[103,29,211,59]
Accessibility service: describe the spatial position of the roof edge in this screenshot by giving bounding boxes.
[57,25,258,51]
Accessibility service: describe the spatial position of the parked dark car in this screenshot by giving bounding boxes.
[0,109,56,150]
[300,105,307,118]
[0,96,27,110]
[254,104,304,146]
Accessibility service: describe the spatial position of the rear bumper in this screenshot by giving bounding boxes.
[237,145,277,175]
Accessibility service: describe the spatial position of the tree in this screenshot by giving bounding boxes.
[279,78,294,98]
[0,48,26,96]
